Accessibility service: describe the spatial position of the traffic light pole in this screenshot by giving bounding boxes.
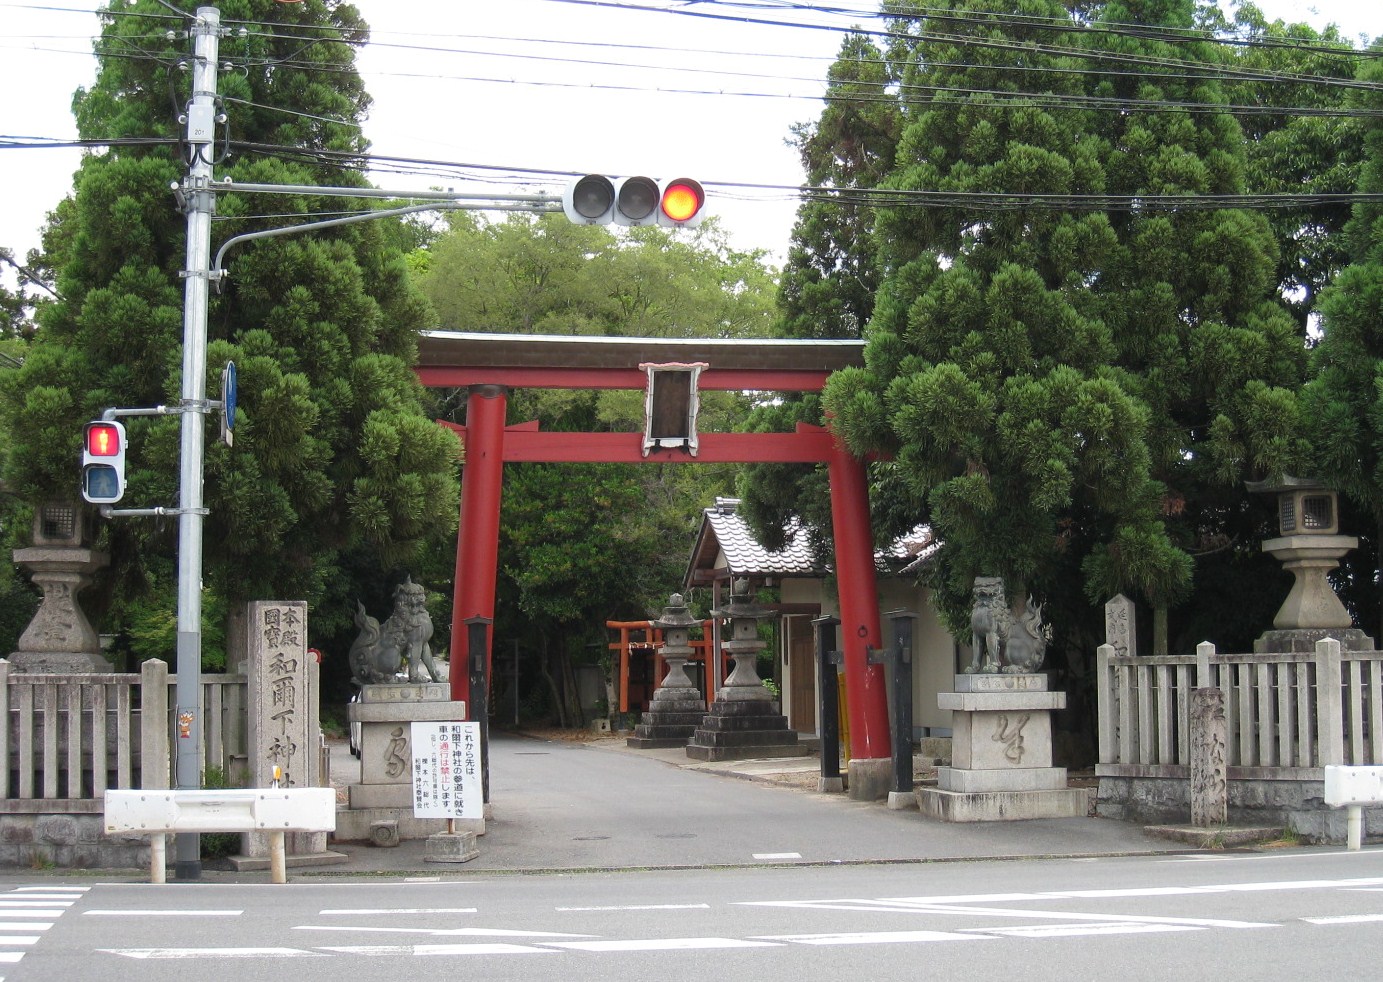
[170,5,221,881]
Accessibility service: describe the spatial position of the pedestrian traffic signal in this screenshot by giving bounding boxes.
[81,420,126,504]
[561,175,706,228]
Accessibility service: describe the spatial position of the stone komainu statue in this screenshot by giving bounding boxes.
[964,576,1050,674]
[349,577,443,685]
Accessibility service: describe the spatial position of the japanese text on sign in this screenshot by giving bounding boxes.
[410,721,482,820]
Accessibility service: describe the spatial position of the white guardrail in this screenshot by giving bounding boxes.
[104,787,336,883]
[1323,766,1383,851]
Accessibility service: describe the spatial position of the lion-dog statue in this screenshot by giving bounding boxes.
[349,577,443,685]
[964,576,1050,674]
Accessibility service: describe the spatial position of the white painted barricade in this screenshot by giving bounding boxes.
[104,788,336,883]
[1323,766,1383,851]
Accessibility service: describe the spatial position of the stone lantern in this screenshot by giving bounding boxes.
[10,502,110,671]
[685,578,807,762]
[711,577,773,700]
[626,595,707,749]
[1246,476,1373,652]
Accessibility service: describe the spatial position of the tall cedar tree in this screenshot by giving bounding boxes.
[1302,51,1383,642]
[0,1,460,665]
[822,0,1307,659]
[739,31,900,557]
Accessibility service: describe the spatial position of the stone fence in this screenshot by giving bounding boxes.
[0,658,248,866]
[1095,637,1383,840]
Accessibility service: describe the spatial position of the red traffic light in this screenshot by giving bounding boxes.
[86,422,123,457]
[660,179,705,226]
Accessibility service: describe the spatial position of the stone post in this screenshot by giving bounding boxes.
[1190,687,1227,827]
[1105,594,1136,658]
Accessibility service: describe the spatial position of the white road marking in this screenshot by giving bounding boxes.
[753,852,802,860]
[319,908,477,915]
[100,947,323,959]
[320,944,552,956]
[911,903,1272,930]
[1302,913,1383,925]
[0,891,82,981]
[755,930,982,945]
[543,937,780,951]
[556,904,710,912]
[84,910,243,917]
[295,925,595,939]
[0,901,73,907]
[965,923,1197,938]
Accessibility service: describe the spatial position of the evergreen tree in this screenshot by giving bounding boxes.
[822,0,1308,659]
[1301,51,1383,641]
[740,29,900,554]
[0,1,459,668]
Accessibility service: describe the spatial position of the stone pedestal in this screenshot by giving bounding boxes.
[338,683,480,841]
[685,695,809,762]
[425,830,480,863]
[917,674,1088,822]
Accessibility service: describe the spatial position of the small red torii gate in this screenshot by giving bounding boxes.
[414,331,892,764]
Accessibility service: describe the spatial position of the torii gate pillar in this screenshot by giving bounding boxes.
[450,385,507,711]
[828,439,893,794]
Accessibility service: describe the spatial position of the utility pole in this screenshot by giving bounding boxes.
[172,5,221,881]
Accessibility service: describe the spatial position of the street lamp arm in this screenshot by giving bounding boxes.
[210,199,561,292]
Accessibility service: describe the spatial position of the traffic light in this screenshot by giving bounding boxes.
[561,175,706,228]
[81,420,126,504]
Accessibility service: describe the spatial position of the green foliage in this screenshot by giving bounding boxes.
[0,0,460,667]
[764,0,1319,658]
[1301,51,1383,638]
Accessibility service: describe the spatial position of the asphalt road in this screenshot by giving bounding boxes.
[4,847,1382,981]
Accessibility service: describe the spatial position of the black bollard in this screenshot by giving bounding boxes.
[887,611,917,796]
[465,616,492,804]
[813,615,843,790]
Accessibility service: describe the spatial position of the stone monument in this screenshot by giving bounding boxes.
[9,503,109,672]
[685,579,807,762]
[917,576,1089,822]
[232,600,346,870]
[627,594,707,749]
[339,581,476,843]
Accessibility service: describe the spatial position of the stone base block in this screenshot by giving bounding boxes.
[226,848,350,872]
[349,783,414,810]
[819,776,845,793]
[938,766,1068,793]
[847,757,893,802]
[685,742,811,762]
[425,831,480,864]
[626,734,693,749]
[887,790,917,810]
[917,786,1091,822]
[332,806,481,843]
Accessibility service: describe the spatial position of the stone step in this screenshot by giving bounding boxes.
[689,728,801,748]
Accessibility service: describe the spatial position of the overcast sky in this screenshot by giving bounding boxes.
[1,0,1378,277]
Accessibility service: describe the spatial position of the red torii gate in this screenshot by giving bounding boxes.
[414,331,892,765]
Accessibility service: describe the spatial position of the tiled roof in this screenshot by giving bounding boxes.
[684,498,938,585]
[702,502,820,577]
